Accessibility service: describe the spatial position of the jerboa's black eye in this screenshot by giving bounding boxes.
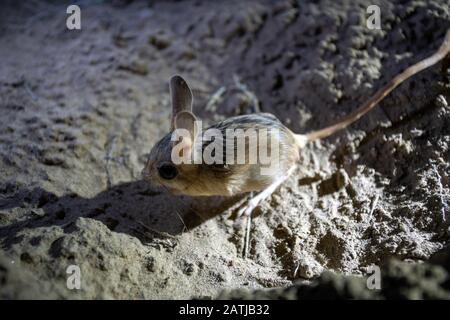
[158,163,178,180]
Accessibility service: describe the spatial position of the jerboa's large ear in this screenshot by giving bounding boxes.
[173,110,199,159]
[174,110,198,140]
[170,75,193,130]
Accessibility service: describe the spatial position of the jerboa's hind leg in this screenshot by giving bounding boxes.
[236,165,296,218]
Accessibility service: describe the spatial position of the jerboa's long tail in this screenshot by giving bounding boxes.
[302,30,450,143]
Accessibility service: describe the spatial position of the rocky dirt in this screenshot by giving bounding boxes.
[218,248,450,299]
[0,0,449,299]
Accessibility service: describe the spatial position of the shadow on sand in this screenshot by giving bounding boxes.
[0,180,243,248]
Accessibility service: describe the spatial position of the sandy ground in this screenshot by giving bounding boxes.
[0,0,449,299]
